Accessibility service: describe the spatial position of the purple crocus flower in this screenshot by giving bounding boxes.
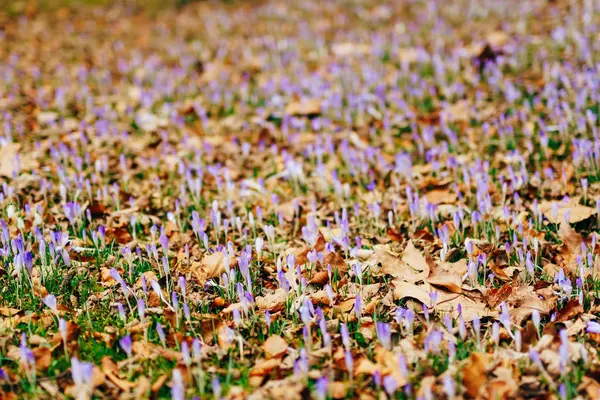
[586,321,600,334]
[443,375,455,398]
[354,294,362,318]
[156,323,166,347]
[315,376,328,400]
[43,294,57,313]
[119,335,132,358]
[376,322,391,349]
[212,377,222,399]
[383,375,398,396]
[344,350,353,376]
[71,357,94,388]
[171,369,185,400]
[340,323,351,349]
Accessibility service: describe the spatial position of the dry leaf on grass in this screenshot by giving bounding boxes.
[263,335,288,359]
[427,274,462,293]
[425,188,458,205]
[539,199,595,224]
[462,353,488,398]
[0,143,20,177]
[192,251,227,283]
[363,241,429,282]
[392,280,432,306]
[32,347,52,372]
[101,357,137,392]
[250,358,281,377]
[0,307,21,317]
[332,42,370,57]
[256,289,287,312]
[401,241,430,279]
[555,299,584,322]
[284,98,322,116]
[330,382,347,399]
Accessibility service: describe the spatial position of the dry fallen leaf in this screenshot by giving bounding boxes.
[331,382,347,399]
[284,98,322,116]
[539,199,595,224]
[192,251,227,283]
[425,188,458,205]
[250,358,281,377]
[392,280,432,306]
[0,143,20,177]
[0,307,21,317]
[364,242,429,282]
[332,42,370,57]
[555,299,584,322]
[32,347,52,372]
[101,356,137,392]
[462,353,488,398]
[263,335,288,359]
[426,274,461,293]
[256,289,288,312]
[401,241,430,278]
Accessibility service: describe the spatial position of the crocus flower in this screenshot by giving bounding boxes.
[212,377,222,399]
[71,357,93,391]
[315,376,328,400]
[43,294,57,313]
[119,335,132,358]
[443,375,455,398]
[171,369,184,400]
[586,321,600,334]
[376,322,391,349]
[383,375,398,396]
[340,323,351,349]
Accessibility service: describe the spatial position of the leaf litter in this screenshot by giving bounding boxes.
[1,0,600,399]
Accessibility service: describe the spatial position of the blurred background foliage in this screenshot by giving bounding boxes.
[0,0,209,15]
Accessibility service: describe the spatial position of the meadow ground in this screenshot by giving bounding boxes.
[1,0,600,399]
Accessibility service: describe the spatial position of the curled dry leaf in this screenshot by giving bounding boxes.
[0,307,21,317]
[436,291,496,322]
[323,251,349,275]
[558,222,583,256]
[263,335,288,359]
[132,341,182,361]
[555,299,584,322]
[309,270,329,285]
[101,357,137,392]
[100,267,118,287]
[373,347,408,387]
